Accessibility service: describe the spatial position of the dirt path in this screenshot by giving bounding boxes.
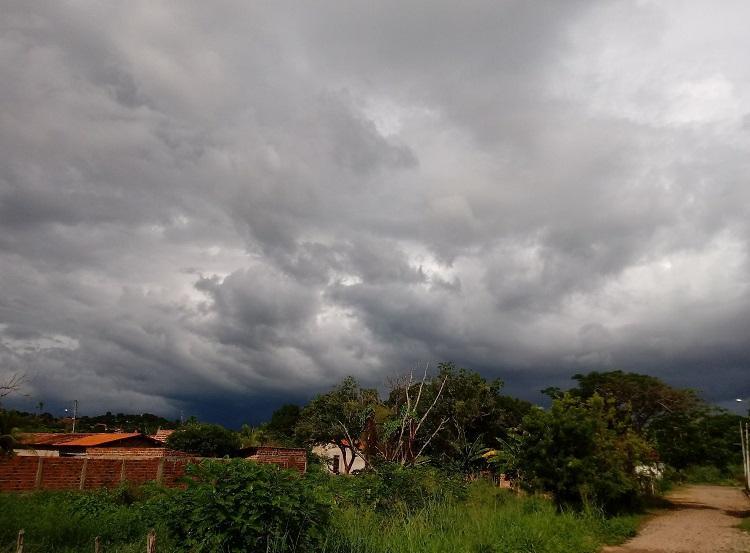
[604,485,750,553]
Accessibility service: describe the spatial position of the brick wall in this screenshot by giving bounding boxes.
[86,447,192,458]
[246,447,307,474]
[0,452,305,492]
[0,456,192,492]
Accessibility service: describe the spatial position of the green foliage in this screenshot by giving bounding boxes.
[424,363,532,471]
[567,370,700,432]
[295,376,378,472]
[166,422,240,457]
[554,370,742,476]
[320,480,641,553]
[166,459,331,553]
[0,478,639,553]
[75,412,177,434]
[510,394,654,512]
[265,404,302,443]
[666,463,745,486]
[649,409,743,470]
[0,487,178,553]
[329,463,466,513]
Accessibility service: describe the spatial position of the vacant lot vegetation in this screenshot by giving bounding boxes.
[0,462,640,553]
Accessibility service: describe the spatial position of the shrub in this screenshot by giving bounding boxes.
[330,463,467,513]
[512,394,653,513]
[166,459,331,552]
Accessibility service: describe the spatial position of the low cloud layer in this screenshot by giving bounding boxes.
[2,1,749,423]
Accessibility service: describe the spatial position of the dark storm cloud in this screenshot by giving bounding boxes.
[2,0,750,422]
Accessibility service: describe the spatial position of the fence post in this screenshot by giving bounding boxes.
[34,458,43,489]
[156,457,165,484]
[94,536,101,553]
[146,529,156,553]
[80,458,88,490]
[16,529,24,553]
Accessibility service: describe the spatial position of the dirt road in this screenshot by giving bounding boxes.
[604,485,750,553]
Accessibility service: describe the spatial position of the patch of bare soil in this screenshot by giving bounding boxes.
[603,485,750,553]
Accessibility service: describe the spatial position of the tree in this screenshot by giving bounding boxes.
[239,424,267,448]
[426,363,532,470]
[166,422,240,457]
[376,366,449,466]
[566,371,699,432]
[0,372,24,457]
[507,393,654,512]
[0,373,24,402]
[264,404,301,445]
[559,370,733,471]
[295,376,378,473]
[378,363,532,472]
[649,407,743,470]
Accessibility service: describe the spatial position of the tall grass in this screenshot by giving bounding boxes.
[321,481,640,553]
[0,487,178,553]
[0,480,639,553]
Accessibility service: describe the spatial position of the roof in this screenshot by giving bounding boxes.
[151,429,175,443]
[60,433,143,446]
[16,432,158,447]
[16,433,94,446]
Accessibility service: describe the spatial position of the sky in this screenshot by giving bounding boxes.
[1,1,749,426]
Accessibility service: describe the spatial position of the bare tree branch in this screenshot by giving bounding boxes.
[415,417,448,460]
[0,373,25,399]
[414,374,448,437]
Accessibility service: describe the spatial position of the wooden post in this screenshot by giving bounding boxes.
[146,529,156,553]
[94,536,101,553]
[745,422,750,492]
[34,458,43,489]
[80,458,88,490]
[156,457,165,484]
[16,529,24,553]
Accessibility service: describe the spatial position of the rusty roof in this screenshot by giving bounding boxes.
[16,433,94,446]
[60,433,143,446]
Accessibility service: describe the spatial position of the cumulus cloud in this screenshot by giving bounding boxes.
[1,0,749,422]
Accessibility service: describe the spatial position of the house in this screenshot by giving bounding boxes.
[14,432,164,457]
[312,443,366,474]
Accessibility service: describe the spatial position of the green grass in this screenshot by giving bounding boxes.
[0,487,178,553]
[673,464,745,486]
[739,516,750,534]
[320,481,641,553]
[0,481,641,553]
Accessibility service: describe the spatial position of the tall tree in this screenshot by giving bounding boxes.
[295,377,378,473]
[566,371,699,432]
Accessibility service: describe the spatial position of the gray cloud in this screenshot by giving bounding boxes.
[1,0,749,422]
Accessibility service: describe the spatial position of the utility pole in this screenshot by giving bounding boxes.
[741,420,750,492]
[72,400,78,433]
